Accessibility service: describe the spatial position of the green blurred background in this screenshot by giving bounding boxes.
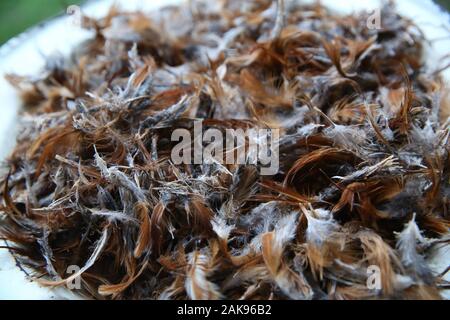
[0,0,82,44]
[0,0,449,45]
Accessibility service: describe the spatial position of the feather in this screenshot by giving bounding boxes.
[261,213,313,299]
[38,227,109,287]
[98,261,148,297]
[150,201,167,257]
[133,203,151,258]
[301,205,338,248]
[396,214,433,281]
[357,230,402,295]
[185,251,222,300]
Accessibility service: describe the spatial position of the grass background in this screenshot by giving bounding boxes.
[0,0,449,45]
[0,0,82,44]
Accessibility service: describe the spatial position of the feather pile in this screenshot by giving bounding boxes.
[1,0,449,300]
